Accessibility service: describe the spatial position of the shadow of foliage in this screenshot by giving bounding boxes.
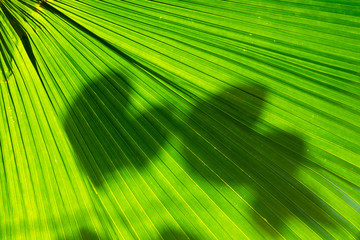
[64,72,337,237]
[64,71,168,186]
[157,227,199,240]
[57,227,100,240]
[176,86,336,237]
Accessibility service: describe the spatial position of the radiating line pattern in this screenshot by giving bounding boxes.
[1,0,360,239]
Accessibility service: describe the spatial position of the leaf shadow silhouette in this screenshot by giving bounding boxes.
[64,73,337,237]
[64,71,170,186]
[177,86,337,237]
[57,227,100,240]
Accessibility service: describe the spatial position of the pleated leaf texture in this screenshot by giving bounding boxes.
[1,0,360,239]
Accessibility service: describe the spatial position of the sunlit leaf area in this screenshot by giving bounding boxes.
[1,0,360,239]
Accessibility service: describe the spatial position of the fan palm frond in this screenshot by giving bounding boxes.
[1,0,360,239]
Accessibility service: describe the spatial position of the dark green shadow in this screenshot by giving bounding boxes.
[58,227,100,240]
[64,71,170,186]
[176,85,336,238]
[157,227,199,240]
[64,74,337,237]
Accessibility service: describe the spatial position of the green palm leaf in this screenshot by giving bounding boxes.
[1,0,360,239]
